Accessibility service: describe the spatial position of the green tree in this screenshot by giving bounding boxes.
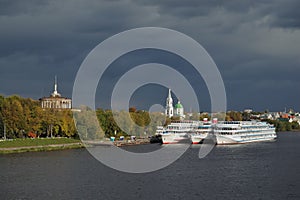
[199,113,211,121]
[74,106,104,140]
[0,95,78,139]
[291,121,300,130]
[226,111,242,121]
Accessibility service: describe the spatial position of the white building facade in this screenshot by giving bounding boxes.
[40,76,72,109]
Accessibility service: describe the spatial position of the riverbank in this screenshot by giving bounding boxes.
[0,137,153,154]
[114,138,150,147]
[0,138,84,154]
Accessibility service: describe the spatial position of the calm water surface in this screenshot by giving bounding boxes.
[1,132,300,200]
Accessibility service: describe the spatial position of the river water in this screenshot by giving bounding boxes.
[1,132,300,200]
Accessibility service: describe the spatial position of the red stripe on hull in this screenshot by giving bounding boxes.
[162,142,180,144]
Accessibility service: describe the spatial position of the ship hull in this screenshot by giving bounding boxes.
[216,134,277,145]
[190,133,208,144]
[191,138,202,144]
[161,134,189,144]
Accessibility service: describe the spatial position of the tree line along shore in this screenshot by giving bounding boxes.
[0,95,164,141]
[0,95,299,153]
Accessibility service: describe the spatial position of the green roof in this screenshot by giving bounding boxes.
[175,103,183,108]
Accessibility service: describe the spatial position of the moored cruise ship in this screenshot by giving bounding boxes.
[189,118,212,144]
[161,121,199,144]
[214,121,277,144]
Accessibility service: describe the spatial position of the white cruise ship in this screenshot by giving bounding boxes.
[161,121,199,144]
[189,119,212,144]
[214,121,277,144]
[155,126,165,135]
[189,120,277,145]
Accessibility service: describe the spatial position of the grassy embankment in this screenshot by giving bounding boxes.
[0,138,83,154]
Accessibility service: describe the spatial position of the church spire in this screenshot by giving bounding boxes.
[54,75,57,93]
[51,75,61,97]
[165,88,174,118]
[168,88,171,99]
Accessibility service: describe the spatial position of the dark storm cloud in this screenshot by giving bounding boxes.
[0,0,161,98]
[0,0,49,16]
[0,0,299,111]
[134,0,300,29]
[257,0,300,28]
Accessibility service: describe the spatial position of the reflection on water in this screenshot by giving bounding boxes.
[0,132,300,200]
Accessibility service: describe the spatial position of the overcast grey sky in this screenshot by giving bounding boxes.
[0,0,299,111]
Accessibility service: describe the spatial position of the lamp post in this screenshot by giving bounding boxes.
[3,122,6,140]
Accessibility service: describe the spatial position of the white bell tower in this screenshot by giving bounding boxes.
[165,89,174,118]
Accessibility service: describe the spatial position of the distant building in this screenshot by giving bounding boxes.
[260,113,273,120]
[244,109,253,113]
[270,112,280,120]
[39,76,72,109]
[165,89,185,119]
[293,117,300,125]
